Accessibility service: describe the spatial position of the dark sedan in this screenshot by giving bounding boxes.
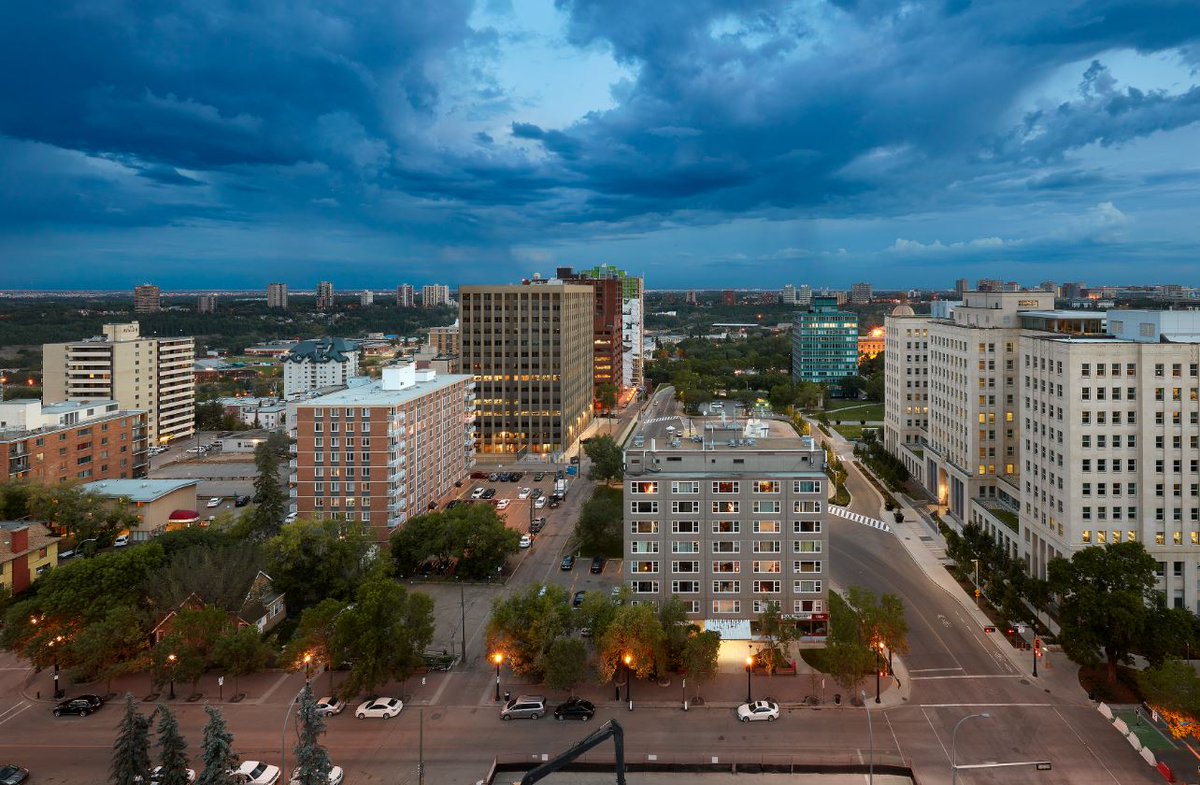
[590,557,605,574]
[53,695,102,717]
[572,590,587,608]
[560,554,575,571]
[554,698,595,721]
[0,765,29,785]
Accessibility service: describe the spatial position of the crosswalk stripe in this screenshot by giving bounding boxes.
[829,505,891,533]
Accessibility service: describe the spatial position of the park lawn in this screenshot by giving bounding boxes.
[826,402,884,423]
[833,425,866,441]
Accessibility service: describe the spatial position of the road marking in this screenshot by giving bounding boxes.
[920,702,1057,708]
[829,505,892,533]
[425,672,454,706]
[0,701,30,727]
[909,675,1026,681]
[1052,705,1124,784]
[920,708,950,763]
[909,667,965,674]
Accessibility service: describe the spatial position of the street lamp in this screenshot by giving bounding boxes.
[861,690,874,785]
[971,559,981,607]
[623,654,634,711]
[303,652,313,683]
[166,653,177,700]
[744,653,754,704]
[492,652,504,702]
[49,634,65,699]
[1032,637,1040,678]
[950,712,991,785]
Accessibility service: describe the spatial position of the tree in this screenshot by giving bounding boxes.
[681,630,721,700]
[154,705,191,785]
[543,638,588,695]
[597,604,664,682]
[282,598,350,690]
[333,572,435,697]
[574,487,623,557]
[1138,659,1200,741]
[389,505,518,581]
[265,518,373,611]
[584,435,624,483]
[250,441,286,539]
[755,601,799,674]
[212,626,271,697]
[596,383,618,412]
[110,694,151,785]
[486,584,573,678]
[197,706,238,785]
[292,685,333,785]
[824,591,878,693]
[146,542,264,616]
[72,605,148,693]
[658,597,697,675]
[1048,540,1158,684]
[575,590,620,645]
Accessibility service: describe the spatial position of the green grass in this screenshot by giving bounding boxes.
[825,402,884,422]
[832,425,866,441]
[990,508,1019,532]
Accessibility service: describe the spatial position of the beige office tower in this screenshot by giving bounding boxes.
[133,284,161,313]
[43,322,195,445]
[459,281,594,457]
[267,283,289,308]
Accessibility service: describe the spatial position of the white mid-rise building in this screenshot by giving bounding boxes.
[42,322,194,445]
[282,338,360,399]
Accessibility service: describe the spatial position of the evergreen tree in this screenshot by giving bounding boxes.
[251,442,286,539]
[197,706,238,785]
[155,704,191,785]
[292,685,334,785]
[110,694,151,785]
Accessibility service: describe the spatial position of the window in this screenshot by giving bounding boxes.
[794,560,823,573]
[712,500,739,513]
[630,501,658,514]
[671,581,700,593]
[712,561,740,573]
[794,520,822,533]
[752,541,781,553]
[753,520,781,533]
[672,561,700,573]
[793,500,823,513]
[794,580,822,594]
[793,480,823,494]
[629,560,659,573]
[712,580,741,593]
[712,520,739,533]
[794,540,823,553]
[752,560,781,573]
[754,480,781,493]
[632,581,659,594]
[671,541,700,554]
[630,481,658,494]
[671,520,700,533]
[712,541,740,553]
[712,600,741,614]
[712,481,739,494]
[630,521,659,534]
[671,500,700,513]
[671,481,699,494]
[630,541,659,554]
[752,580,781,594]
[753,500,781,513]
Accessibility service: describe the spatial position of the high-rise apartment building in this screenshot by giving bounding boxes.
[422,284,450,308]
[267,283,289,309]
[197,294,218,314]
[316,281,334,311]
[797,285,813,306]
[685,291,698,306]
[427,322,460,371]
[850,283,873,304]
[1039,281,1059,298]
[282,337,360,399]
[883,305,930,472]
[0,399,148,483]
[623,422,830,638]
[792,297,859,396]
[291,364,474,538]
[579,264,645,391]
[955,279,969,299]
[396,284,415,308]
[42,322,194,445]
[133,284,161,313]
[781,284,797,305]
[359,291,374,306]
[460,281,593,456]
[557,268,624,401]
[721,291,737,307]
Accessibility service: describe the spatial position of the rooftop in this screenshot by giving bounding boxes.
[83,478,199,502]
[294,370,472,408]
[0,521,59,559]
[283,337,358,364]
[633,415,814,452]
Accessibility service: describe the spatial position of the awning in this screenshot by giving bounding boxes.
[703,618,751,640]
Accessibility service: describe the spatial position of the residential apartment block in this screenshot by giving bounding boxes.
[197,294,218,313]
[291,364,474,539]
[43,322,194,446]
[282,337,360,399]
[622,421,829,640]
[850,282,873,304]
[0,399,148,483]
[267,283,289,309]
[459,281,594,457]
[792,296,858,396]
[557,268,624,401]
[134,284,161,313]
[396,284,415,308]
[883,305,930,471]
[422,284,451,308]
[316,281,334,311]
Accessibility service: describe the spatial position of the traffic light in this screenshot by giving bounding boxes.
[1006,627,1015,636]
[983,625,996,633]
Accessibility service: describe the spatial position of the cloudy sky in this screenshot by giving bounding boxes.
[2,0,1200,290]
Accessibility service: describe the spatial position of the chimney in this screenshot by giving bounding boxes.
[9,526,29,554]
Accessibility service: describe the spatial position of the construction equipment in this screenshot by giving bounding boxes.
[517,719,626,785]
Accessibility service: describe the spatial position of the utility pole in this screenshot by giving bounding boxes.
[460,582,467,665]
[418,708,425,785]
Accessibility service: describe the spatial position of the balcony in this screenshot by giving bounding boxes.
[387,514,407,529]
[289,473,298,485]
[388,500,407,513]
[387,455,405,469]
[388,469,406,483]
[389,483,407,496]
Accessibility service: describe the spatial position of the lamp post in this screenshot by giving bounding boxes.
[861,690,874,785]
[874,641,882,704]
[1032,638,1040,678]
[623,654,634,711]
[745,654,754,704]
[971,559,981,607]
[492,652,503,702]
[49,634,65,699]
[281,685,308,781]
[303,652,313,683]
[950,712,991,785]
[166,653,177,700]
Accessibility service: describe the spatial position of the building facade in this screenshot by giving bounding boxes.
[427,322,460,362]
[282,338,360,399]
[792,297,859,396]
[577,265,646,391]
[316,281,335,310]
[0,399,148,483]
[396,284,415,308]
[267,283,289,309]
[359,291,374,306]
[134,284,161,313]
[197,294,218,314]
[422,284,451,308]
[623,423,829,640]
[557,268,625,401]
[42,322,194,446]
[883,306,930,478]
[291,364,475,539]
[0,523,59,595]
[850,283,873,304]
[460,281,594,457]
[83,478,199,541]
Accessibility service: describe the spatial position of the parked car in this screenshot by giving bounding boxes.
[234,760,281,785]
[572,590,586,608]
[206,497,222,508]
[512,472,524,481]
[533,472,545,481]
[471,487,486,499]
[355,697,403,719]
[530,517,546,533]
[500,694,545,720]
[590,557,605,574]
[531,488,544,499]
[549,499,561,509]
[52,694,104,717]
[148,766,196,784]
[113,534,130,548]
[314,696,345,716]
[0,765,29,784]
[553,697,595,722]
[284,512,298,524]
[519,534,533,549]
[495,498,510,510]
[534,497,547,509]
[290,766,343,785]
[560,554,575,571]
[736,700,780,722]
[482,488,497,500]
[488,473,499,482]
[518,487,532,499]
[235,495,251,507]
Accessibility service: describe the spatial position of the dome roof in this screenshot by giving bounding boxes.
[891,305,915,316]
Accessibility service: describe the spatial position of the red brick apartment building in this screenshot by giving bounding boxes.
[0,399,148,484]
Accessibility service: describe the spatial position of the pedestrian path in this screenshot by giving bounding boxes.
[641,415,681,425]
[829,505,891,533]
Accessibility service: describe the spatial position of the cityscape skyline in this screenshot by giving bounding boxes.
[4,3,1200,288]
